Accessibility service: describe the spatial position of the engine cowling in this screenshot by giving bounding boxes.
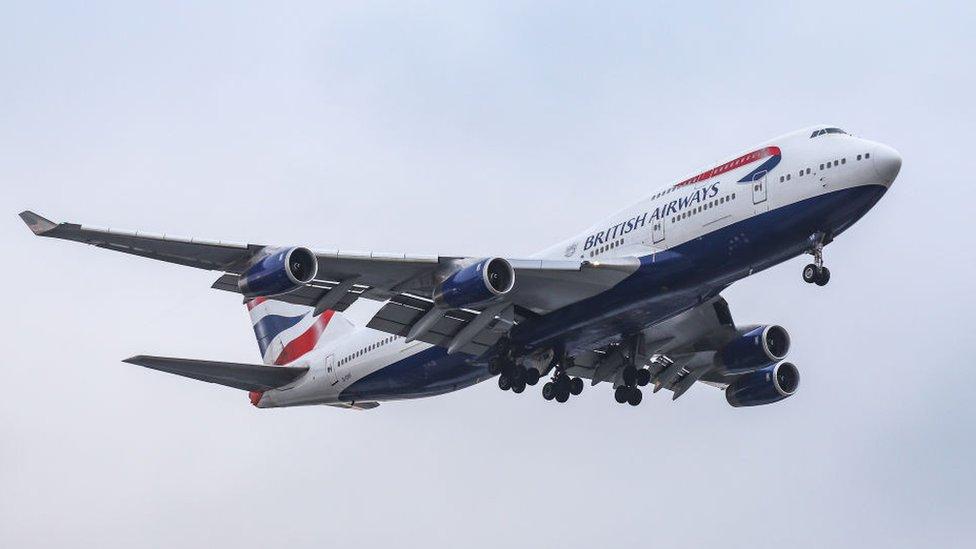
[725,362,800,407]
[718,325,790,373]
[433,257,515,308]
[238,247,318,298]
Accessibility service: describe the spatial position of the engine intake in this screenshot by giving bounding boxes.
[433,257,515,308]
[725,362,800,407]
[719,325,790,373]
[238,246,318,298]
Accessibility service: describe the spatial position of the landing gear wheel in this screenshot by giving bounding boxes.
[555,386,570,403]
[635,368,651,387]
[570,377,584,396]
[622,366,637,387]
[524,368,541,386]
[512,380,526,394]
[614,386,630,404]
[488,359,503,376]
[627,387,643,406]
[815,266,831,286]
[803,264,819,284]
[498,374,512,391]
[542,382,556,401]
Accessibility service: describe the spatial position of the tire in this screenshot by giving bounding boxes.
[524,368,541,386]
[542,382,555,401]
[635,368,651,387]
[614,386,629,404]
[512,380,526,394]
[803,264,818,284]
[510,366,525,384]
[570,377,584,396]
[498,374,511,391]
[628,387,643,406]
[555,375,570,393]
[555,387,570,403]
[622,366,637,387]
[815,266,831,286]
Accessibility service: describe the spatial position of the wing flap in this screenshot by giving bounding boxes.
[123,355,308,392]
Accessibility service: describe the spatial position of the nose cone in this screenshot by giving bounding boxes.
[872,144,902,186]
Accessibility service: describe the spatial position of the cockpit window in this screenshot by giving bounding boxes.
[810,127,848,138]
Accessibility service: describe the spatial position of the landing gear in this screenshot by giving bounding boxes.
[803,233,832,286]
[614,385,642,406]
[494,357,543,395]
[803,264,831,286]
[542,361,582,404]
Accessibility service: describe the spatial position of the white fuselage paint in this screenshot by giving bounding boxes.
[257,126,901,408]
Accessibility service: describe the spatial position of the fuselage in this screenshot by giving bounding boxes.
[257,126,901,408]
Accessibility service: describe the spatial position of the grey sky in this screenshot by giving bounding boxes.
[2,2,974,547]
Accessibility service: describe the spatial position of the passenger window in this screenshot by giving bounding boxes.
[865,153,870,159]
[841,158,846,164]
[807,168,811,174]
[857,154,862,160]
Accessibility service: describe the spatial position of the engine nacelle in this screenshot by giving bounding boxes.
[238,247,318,298]
[718,325,790,373]
[433,257,515,308]
[725,362,800,407]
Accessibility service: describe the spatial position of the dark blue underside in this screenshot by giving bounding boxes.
[341,184,888,402]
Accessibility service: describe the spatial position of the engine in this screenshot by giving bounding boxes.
[718,325,791,373]
[433,257,515,308]
[725,362,800,407]
[238,247,318,298]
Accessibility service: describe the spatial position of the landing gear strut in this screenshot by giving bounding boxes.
[803,233,831,286]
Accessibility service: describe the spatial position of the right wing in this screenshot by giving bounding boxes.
[123,355,308,392]
[22,210,640,356]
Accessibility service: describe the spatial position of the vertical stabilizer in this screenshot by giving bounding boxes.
[245,298,355,365]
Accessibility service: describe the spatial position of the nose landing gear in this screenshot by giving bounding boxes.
[803,233,832,286]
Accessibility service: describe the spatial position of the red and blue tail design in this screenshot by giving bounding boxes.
[245,297,354,365]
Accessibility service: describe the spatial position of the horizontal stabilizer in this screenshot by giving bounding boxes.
[123,355,308,392]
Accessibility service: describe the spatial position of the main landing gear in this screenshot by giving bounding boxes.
[493,358,541,395]
[614,363,651,406]
[802,233,831,286]
[542,370,583,404]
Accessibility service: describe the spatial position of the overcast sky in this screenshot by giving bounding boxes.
[2,2,974,548]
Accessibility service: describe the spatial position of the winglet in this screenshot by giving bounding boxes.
[18,210,58,235]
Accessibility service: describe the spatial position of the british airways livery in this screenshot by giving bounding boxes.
[20,126,902,409]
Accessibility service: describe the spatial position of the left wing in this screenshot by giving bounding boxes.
[564,295,742,399]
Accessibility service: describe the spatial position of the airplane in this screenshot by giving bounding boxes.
[19,125,901,410]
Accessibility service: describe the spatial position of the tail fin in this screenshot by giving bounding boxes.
[245,298,354,365]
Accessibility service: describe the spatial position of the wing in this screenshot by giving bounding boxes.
[564,295,743,399]
[21,211,640,355]
[123,355,308,392]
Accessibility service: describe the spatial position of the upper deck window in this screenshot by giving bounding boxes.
[810,127,848,138]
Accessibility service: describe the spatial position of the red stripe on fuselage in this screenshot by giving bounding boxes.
[246,297,268,311]
[674,146,781,188]
[273,310,335,365]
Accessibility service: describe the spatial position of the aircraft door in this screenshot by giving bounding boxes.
[752,171,768,204]
[326,354,338,385]
[651,218,665,244]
